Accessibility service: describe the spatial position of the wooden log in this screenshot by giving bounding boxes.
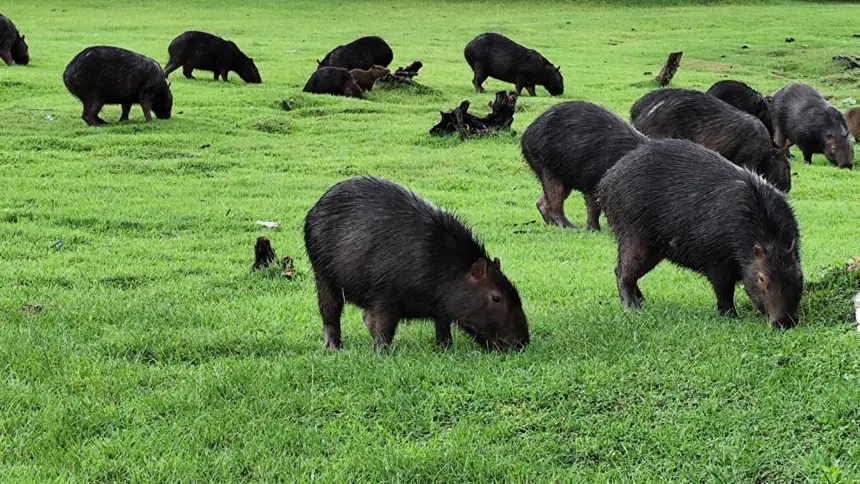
[656,51,683,87]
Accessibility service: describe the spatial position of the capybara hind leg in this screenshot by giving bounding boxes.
[219,70,229,82]
[82,100,106,127]
[182,65,194,79]
[363,308,400,349]
[542,178,574,229]
[615,237,660,310]
[163,61,180,78]
[316,277,344,349]
[515,78,525,96]
[801,148,813,165]
[583,193,601,232]
[706,267,738,317]
[472,65,486,93]
[0,49,12,66]
[434,319,453,348]
[119,104,132,122]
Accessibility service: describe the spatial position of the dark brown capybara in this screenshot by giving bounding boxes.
[464,33,562,97]
[631,88,791,192]
[304,176,529,351]
[63,46,173,126]
[302,67,364,99]
[0,14,28,65]
[164,31,261,83]
[349,65,389,92]
[521,101,648,231]
[846,107,860,143]
[706,80,774,136]
[317,36,393,71]
[598,139,803,328]
[771,83,853,169]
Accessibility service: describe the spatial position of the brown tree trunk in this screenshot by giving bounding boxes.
[656,52,683,87]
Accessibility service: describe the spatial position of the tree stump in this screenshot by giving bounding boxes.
[430,91,517,138]
[656,52,683,87]
[252,236,276,271]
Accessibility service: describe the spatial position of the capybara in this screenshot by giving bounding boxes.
[598,139,803,328]
[317,36,393,71]
[0,14,28,66]
[304,176,530,350]
[464,33,562,96]
[631,88,791,192]
[846,107,860,143]
[771,83,853,169]
[706,80,773,136]
[164,31,261,83]
[63,46,173,126]
[521,101,648,231]
[302,67,363,99]
[349,65,389,91]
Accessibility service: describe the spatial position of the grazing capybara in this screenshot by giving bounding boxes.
[304,176,530,350]
[846,107,860,143]
[706,80,773,136]
[164,31,261,83]
[631,88,791,192]
[63,46,173,126]
[302,67,363,99]
[521,101,648,231]
[317,36,393,71]
[349,65,389,91]
[0,14,28,66]
[464,33,563,96]
[771,83,853,169]
[598,139,803,328]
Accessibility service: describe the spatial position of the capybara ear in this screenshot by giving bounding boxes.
[492,257,501,269]
[21,35,25,41]
[753,243,767,260]
[469,258,489,281]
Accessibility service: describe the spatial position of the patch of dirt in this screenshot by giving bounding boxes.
[685,58,735,74]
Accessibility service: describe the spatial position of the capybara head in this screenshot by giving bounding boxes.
[12,34,28,65]
[369,64,389,79]
[152,82,173,120]
[825,131,854,170]
[762,146,792,192]
[230,42,261,84]
[456,258,529,350]
[544,64,563,96]
[742,241,803,328]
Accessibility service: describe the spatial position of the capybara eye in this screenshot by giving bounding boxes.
[492,295,501,303]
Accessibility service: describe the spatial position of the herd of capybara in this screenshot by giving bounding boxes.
[3,13,857,351]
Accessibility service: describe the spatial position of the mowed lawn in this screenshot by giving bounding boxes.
[1,0,859,480]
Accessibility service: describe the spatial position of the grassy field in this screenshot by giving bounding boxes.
[2,0,860,480]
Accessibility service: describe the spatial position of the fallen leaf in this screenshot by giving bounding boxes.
[255,221,280,229]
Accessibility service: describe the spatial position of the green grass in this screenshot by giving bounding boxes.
[2,0,860,480]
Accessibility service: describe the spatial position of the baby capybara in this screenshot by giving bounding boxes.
[521,101,647,231]
[317,36,393,71]
[164,31,261,83]
[349,65,388,92]
[598,139,803,328]
[631,88,791,192]
[846,107,860,143]
[302,67,363,99]
[304,176,530,350]
[706,80,773,136]
[464,33,562,97]
[772,83,853,169]
[63,46,173,126]
[0,14,28,66]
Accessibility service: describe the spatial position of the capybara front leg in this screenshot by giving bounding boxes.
[364,308,399,349]
[707,267,738,318]
[434,319,453,348]
[119,104,132,122]
[140,94,153,122]
[0,49,12,65]
[583,192,601,232]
